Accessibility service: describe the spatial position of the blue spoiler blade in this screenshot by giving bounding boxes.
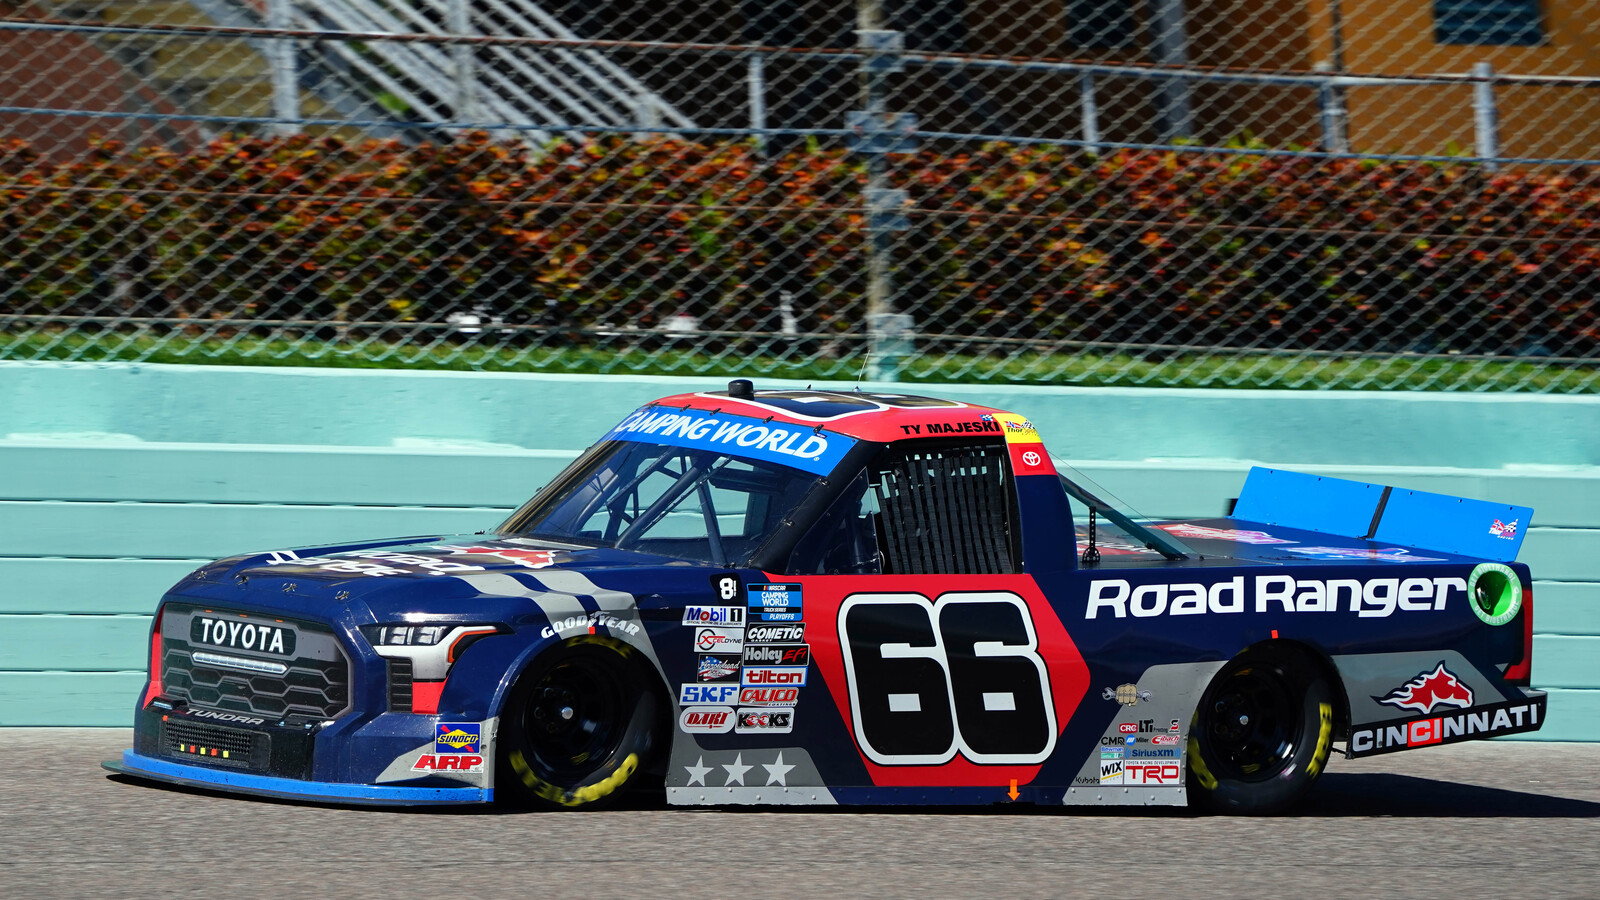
[1232,467,1532,562]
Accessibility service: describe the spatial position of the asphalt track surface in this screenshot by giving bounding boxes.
[10,730,1597,899]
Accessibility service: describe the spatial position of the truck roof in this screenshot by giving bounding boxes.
[649,387,1017,444]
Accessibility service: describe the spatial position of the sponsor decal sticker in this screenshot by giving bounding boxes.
[1086,574,1467,620]
[604,406,855,476]
[747,623,805,644]
[1467,562,1524,626]
[683,606,745,627]
[413,754,484,773]
[679,683,741,706]
[1155,523,1296,545]
[1489,518,1518,540]
[1375,662,1474,715]
[742,644,810,667]
[1169,719,1181,733]
[1129,747,1182,759]
[1125,762,1183,786]
[1104,684,1151,706]
[436,723,481,754]
[742,665,808,687]
[191,616,295,656]
[696,655,741,683]
[1118,722,1139,734]
[695,626,744,653]
[735,708,795,734]
[1100,756,1124,784]
[1150,734,1182,745]
[1349,699,1542,756]
[540,611,642,639]
[738,686,800,707]
[991,413,1055,475]
[678,706,735,734]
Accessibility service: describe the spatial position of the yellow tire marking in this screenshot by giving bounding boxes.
[1306,701,1334,778]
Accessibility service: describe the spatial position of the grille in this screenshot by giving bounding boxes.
[161,624,351,721]
[163,719,262,769]
[387,657,414,712]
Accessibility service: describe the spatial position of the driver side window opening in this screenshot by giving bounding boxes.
[532,442,816,566]
[870,440,1016,575]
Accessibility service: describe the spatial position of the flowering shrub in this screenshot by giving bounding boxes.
[1,132,1594,357]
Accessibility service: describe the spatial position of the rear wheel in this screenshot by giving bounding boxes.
[1187,647,1334,815]
[498,636,663,809]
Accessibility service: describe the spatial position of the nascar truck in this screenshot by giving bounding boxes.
[105,382,1543,813]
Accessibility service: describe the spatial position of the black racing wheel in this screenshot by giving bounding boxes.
[1187,647,1335,815]
[498,636,664,809]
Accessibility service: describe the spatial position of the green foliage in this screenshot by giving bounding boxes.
[1,132,1597,378]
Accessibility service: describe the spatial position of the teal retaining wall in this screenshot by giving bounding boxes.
[2,361,1595,738]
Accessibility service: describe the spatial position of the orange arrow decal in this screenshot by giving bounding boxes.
[1007,779,1020,801]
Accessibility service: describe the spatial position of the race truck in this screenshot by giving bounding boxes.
[105,382,1543,814]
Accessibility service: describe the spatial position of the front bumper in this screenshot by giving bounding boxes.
[118,702,498,806]
[103,751,491,806]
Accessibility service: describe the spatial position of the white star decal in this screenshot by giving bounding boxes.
[722,753,752,786]
[763,752,795,786]
[684,756,712,787]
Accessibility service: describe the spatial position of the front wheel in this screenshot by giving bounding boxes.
[498,636,663,809]
[1187,648,1335,815]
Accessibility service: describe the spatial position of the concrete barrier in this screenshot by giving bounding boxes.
[2,361,1595,737]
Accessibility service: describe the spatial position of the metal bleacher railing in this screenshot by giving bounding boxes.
[1,0,1597,390]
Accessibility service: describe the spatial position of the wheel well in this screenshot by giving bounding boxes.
[1229,639,1351,741]
[497,636,675,774]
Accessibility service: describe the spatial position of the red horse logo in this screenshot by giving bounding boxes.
[1374,662,1474,715]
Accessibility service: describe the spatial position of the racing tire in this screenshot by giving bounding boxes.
[498,636,664,810]
[1186,647,1335,815]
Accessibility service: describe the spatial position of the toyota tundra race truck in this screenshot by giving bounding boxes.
[105,382,1543,814]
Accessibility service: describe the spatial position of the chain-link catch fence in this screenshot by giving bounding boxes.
[2,0,1597,390]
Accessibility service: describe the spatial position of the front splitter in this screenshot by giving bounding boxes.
[103,750,492,807]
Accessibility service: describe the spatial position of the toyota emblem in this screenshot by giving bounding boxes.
[1022,450,1041,466]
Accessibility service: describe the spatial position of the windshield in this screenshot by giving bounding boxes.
[509,440,821,566]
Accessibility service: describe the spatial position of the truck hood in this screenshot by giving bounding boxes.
[171,535,721,624]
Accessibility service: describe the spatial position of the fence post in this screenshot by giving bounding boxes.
[1314,62,1348,153]
[266,0,299,136]
[855,0,911,382]
[448,0,476,128]
[1152,0,1192,140]
[1473,61,1499,171]
[749,52,767,157]
[1079,70,1100,156]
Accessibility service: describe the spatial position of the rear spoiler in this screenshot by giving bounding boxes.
[1231,467,1533,563]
